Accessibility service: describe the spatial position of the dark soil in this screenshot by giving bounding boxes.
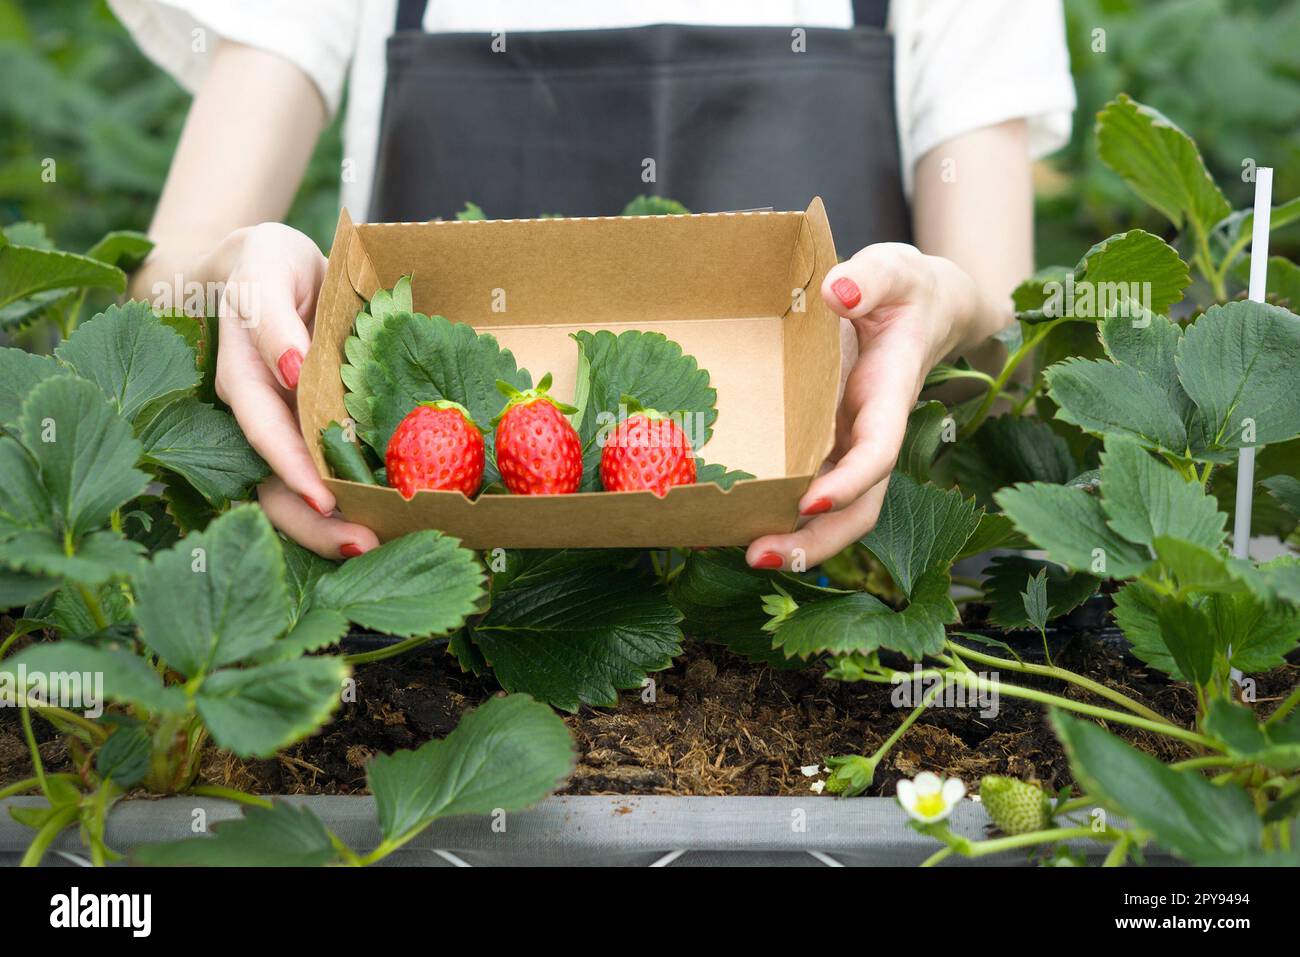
[4,631,1296,799]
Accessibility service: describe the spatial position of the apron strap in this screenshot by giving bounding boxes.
[394,0,889,31]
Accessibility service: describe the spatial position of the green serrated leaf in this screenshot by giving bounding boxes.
[346,309,530,469]
[0,348,61,425]
[1051,710,1260,864]
[0,642,185,714]
[1204,700,1300,771]
[248,608,350,665]
[83,231,153,271]
[860,473,980,597]
[898,400,949,483]
[1177,300,1300,449]
[571,330,717,478]
[994,482,1152,579]
[693,460,755,490]
[1098,436,1225,551]
[984,556,1098,630]
[955,512,1028,559]
[313,531,484,637]
[947,415,1078,509]
[0,240,125,310]
[134,803,337,867]
[369,694,574,844]
[472,567,682,711]
[0,529,143,587]
[280,539,336,622]
[1095,93,1231,236]
[196,656,347,758]
[55,301,198,422]
[133,506,291,677]
[96,724,152,787]
[669,548,845,668]
[18,375,149,538]
[1071,229,1190,318]
[770,565,956,660]
[138,397,267,505]
[1045,357,1189,455]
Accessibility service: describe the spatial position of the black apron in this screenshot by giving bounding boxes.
[369,0,910,254]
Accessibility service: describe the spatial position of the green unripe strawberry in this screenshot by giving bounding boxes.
[979,775,1051,835]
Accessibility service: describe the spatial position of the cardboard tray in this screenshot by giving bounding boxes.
[298,199,841,548]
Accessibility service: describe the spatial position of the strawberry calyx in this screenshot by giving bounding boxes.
[493,372,578,424]
[416,399,483,431]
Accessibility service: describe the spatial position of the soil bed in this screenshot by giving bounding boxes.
[4,631,1295,800]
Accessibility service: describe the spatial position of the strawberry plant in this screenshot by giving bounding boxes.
[3,127,1298,868]
[0,275,567,863]
[740,95,1300,865]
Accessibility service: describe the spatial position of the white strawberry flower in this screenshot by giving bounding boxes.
[896,772,965,824]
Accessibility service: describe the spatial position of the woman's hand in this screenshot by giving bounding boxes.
[745,243,989,571]
[213,223,380,559]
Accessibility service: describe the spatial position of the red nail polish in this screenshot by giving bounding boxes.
[831,276,861,310]
[340,543,365,558]
[751,551,783,570]
[801,497,834,516]
[278,348,304,389]
[302,494,330,516]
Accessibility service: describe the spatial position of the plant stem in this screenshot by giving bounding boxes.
[20,804,80,867]
[919,846,954,867]
[939,670,1219,750]
[958,324,1051,440]
[188,784,273,809]
[33,704,109,744]
[945,641,1174,726]
[19,706,50,798]
[865,675,950,772]
[1102,832,1132,867]
[75,583,109,633]
[0,773,81,801]
[343,635,433,666]
[1010,379,1044,416]
[1192,221,1227,302]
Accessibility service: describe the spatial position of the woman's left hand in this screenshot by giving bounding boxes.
[744,242,983,570]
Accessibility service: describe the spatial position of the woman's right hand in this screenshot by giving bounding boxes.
[213,223,380,560]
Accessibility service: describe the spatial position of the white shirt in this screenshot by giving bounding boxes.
[107,0,1076,218]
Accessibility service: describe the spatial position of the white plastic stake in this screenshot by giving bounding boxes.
[1232,167,1273,561]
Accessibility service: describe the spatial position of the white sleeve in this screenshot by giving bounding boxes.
[106,0,360,115]
[893,0,1076,186]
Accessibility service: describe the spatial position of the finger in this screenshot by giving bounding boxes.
[258,477,379,560]
[221,274,313,390]
[821,243,926,320]
[747,481,889,570]
[218,329,336,515]
[798,343,922,514]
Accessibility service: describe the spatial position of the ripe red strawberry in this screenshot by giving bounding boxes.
[600,408,696,496]
[385,400,485,499]
[494,374,583,495]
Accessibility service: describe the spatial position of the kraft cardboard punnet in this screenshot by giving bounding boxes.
[298,198,841,548]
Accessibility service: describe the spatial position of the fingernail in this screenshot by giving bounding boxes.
[278,348,304,389]
[340,543,365,558]
[301,494,331,516]
[831,276,861,310]
[801,497,833,516]
[751,551,783,570]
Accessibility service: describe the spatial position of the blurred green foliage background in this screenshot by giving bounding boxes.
[1,0,1298,263]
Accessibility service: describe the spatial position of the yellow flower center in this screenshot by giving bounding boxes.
[914,792,946,818]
